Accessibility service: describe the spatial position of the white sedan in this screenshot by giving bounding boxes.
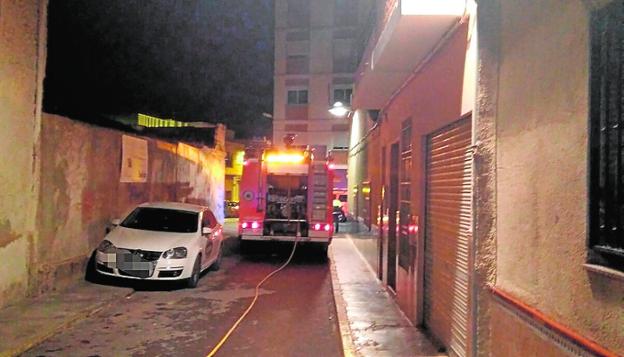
[92,202,223,288]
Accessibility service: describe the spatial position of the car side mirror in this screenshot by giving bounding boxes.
[111,218,121,226]
[202,227,213,235]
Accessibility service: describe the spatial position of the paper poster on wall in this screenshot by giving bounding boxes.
[120,135,148,183]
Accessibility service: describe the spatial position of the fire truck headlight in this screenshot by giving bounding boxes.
[241,222,248,229]
[324,224,331,232]
[251,221,259,229]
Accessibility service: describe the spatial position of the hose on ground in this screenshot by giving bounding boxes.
[206,238,299,357]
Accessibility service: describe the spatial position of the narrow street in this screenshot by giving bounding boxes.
[24,225,342,357]
[4,1,623,356]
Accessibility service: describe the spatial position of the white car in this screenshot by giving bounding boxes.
[93,202,223,288]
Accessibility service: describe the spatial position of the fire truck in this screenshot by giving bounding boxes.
[238,136,334,255]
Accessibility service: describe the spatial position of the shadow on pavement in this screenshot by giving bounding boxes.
[238,241,329,265]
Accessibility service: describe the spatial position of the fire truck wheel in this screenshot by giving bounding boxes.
[319,243,329,261]
[240,240,253,255]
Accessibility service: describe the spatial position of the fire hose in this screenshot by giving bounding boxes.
[206,236,300,357]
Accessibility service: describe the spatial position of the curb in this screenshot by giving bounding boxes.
[0,289,134,357]
[329,245,359,357]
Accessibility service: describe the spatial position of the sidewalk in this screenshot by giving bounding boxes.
[0,281,133,357]
[329,234,443,357]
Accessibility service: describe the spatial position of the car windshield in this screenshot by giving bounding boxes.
[121,207,198,233]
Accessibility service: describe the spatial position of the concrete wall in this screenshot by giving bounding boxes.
[347,109,380,274]
[483,0,624,354]
[0,0,47,307]
[30,114,225,297]
[0,110,225,307]
[472,0,500,354]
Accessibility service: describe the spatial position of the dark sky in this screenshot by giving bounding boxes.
[44,0,274,139]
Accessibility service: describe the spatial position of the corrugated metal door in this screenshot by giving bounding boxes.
[424,117,472,357]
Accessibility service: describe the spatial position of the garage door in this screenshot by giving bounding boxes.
[424,116,472,357]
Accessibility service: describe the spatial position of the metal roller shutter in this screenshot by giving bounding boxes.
[424,117,472,357]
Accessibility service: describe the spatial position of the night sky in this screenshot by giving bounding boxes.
[44,0,274,139]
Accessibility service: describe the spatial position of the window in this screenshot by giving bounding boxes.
[286,30,310,41]
[589,0,624,271]
[287,0,310,27]
[334,0,358,26]
[333,87,353,105]
[333,40,357,73]
[284,124,308,132]
[287,89,308,105]
[286,55,309,74]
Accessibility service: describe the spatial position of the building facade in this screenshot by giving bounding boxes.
[272,0,374,160]
[475,0,624,355]
[349,1,476,355]
[348,0,623,356]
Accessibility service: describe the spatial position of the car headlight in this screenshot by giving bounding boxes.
[162,247,187,259]
[97,240,116,253]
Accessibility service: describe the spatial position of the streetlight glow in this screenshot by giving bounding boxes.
[328,101,350,117]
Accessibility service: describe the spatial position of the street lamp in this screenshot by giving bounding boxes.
[328,101,351,117]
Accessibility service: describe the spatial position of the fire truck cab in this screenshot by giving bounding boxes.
[238,138,334,255]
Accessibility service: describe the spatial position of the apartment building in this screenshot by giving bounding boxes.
[273,0,374,159]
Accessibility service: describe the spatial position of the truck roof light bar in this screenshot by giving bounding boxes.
[264,152,306,164]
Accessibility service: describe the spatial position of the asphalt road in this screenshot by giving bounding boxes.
[23,222,343,357]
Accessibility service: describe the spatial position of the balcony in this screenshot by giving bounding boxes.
[353,0,466,109]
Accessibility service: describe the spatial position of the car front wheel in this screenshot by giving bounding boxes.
[187,256,201,288]
[85,251,101,283]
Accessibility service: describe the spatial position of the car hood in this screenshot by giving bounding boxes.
[104,226,196,252]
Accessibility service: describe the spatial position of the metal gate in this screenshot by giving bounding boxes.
[424,116,472,357]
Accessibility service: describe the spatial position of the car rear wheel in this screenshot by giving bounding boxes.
[187,256,201,288]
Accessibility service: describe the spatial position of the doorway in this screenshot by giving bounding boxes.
[387,142,399,292]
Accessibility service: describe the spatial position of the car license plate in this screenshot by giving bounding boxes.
[116,251,156,277]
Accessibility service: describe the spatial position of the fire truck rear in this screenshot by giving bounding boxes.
[238,140,333,255]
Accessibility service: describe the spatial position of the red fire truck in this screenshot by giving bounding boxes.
[238,137,334,255]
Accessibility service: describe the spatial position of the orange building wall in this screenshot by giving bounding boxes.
[369,22,469,323]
